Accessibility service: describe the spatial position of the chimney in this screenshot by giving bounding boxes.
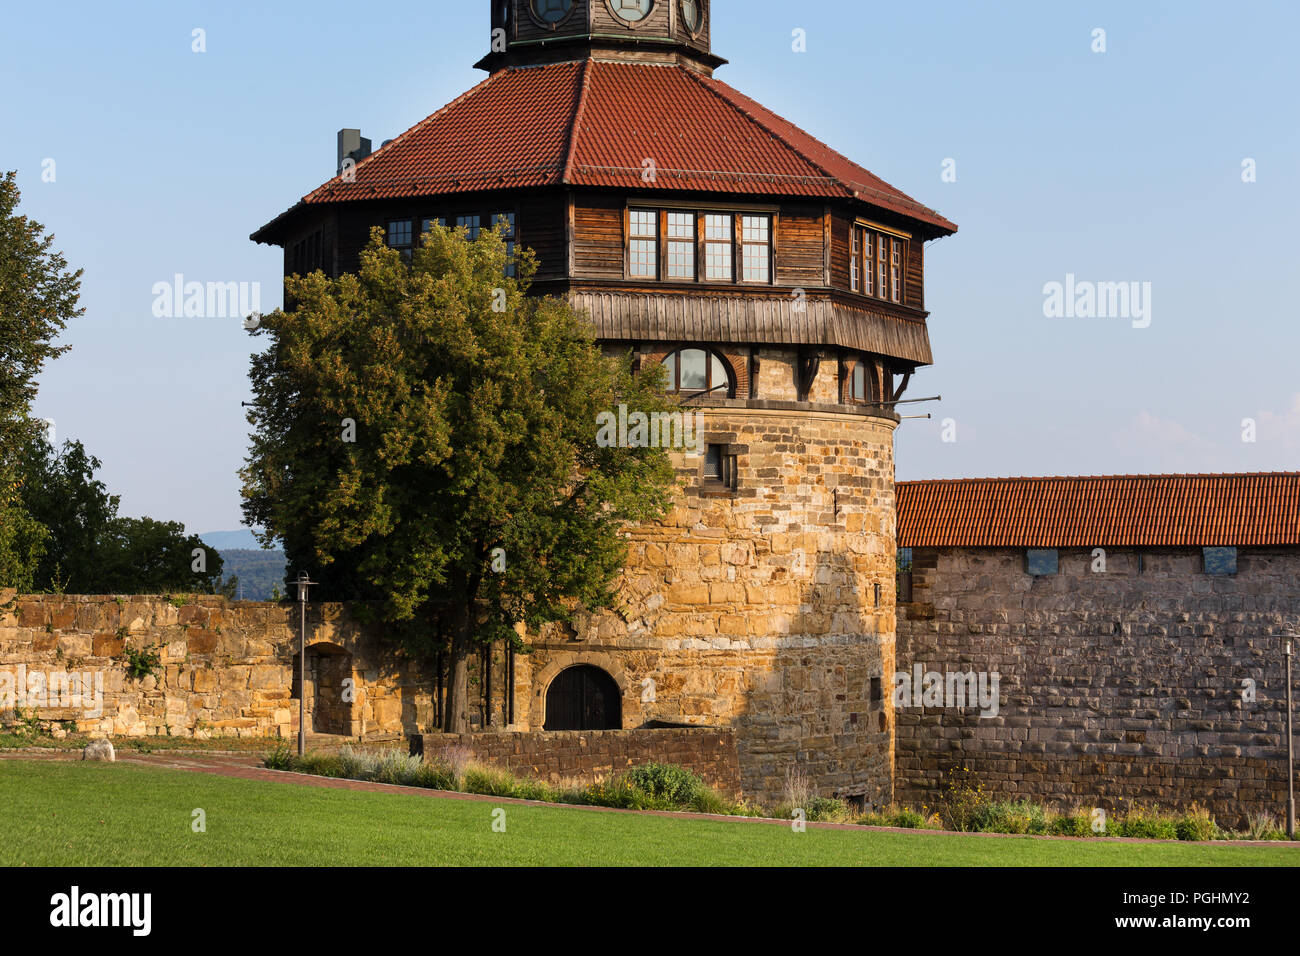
[336,129,372,176]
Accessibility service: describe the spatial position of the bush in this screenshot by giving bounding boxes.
[1048,811,1093,837]
[1239,811,1288,841]
[294,752,344,778]
[618,763,707,804]
[463,762,523,798]
[1116,807,1178,841]
[264,743,293,770]
[1174,805,1220,842]
[938,767,990,832]
[806,797,850,823]
[859,806,927,829]
[981,800,1051,835]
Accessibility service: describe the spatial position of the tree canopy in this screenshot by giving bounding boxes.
[0,170,81,591]
[241,223,680,730]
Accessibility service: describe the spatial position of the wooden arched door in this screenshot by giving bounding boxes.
[544,665,621,731]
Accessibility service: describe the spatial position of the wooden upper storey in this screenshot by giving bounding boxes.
[251,6,956,370]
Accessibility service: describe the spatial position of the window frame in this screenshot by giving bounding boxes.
[625,205,775,287]
[660,346,735,399]
[850,222,910,305]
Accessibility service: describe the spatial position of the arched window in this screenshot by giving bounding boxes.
[544,665,622,731]
[661,347,734,398]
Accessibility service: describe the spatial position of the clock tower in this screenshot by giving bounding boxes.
[479,0,724,74]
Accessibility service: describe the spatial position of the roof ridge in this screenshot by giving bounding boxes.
[561,58,593,184]
[677,66,850,197]
[302,68,507,203]
[899,472,1300,485]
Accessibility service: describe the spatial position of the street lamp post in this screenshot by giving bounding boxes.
[296,571,316,757]
[1286,638,1295,840]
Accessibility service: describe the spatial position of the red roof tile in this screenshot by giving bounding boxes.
[288,60,955,234]
[897,474,1300,548]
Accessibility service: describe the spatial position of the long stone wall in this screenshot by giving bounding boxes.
[416,728,741,797]
[0,593,430,739]
[895,547,1300,826]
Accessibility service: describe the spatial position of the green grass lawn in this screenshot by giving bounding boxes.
[2,760,1296,866]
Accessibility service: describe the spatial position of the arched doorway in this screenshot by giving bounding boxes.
[291,644,355,736]
[544,665,621,731]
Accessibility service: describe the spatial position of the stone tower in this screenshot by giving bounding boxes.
[252,0,957,806]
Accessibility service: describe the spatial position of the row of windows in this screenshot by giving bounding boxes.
[1027,547,1239,576]
[629,209,771,284]
[850,225,903,302]
[386,212,517,275]
[656,346,881,406]
[378,207,912,299]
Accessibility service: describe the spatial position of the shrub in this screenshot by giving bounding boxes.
[890,807,927,829]
[463,762,525,798]
[860,806,927,829]
[1174,805,1220,842]
[294,752,344,778]
[264,743,293,770]
[980,800,1051,835]
[1117,806,1178,841]
[121,642,163,681]
[938,766,990,832]
[1240,811,1288,841]
[806,797,850,823]
[1048,810,1093,837]
[619,763,707,805]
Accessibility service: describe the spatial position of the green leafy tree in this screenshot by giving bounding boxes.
[242,224,679,731]
[0,170,83,589]
[17,438,223,594]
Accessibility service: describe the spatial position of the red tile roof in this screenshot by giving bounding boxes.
[897,474,1300,548]
[277,60,955,235]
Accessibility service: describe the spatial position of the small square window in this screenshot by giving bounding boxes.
[1203,547,1237,575]
[704,445,722,479]
[1026,549,1058,576]
[703,444,737,489]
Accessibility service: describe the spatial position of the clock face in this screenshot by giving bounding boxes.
[680,0,703,33]
[610,0,654,22]
[531,0,573,24]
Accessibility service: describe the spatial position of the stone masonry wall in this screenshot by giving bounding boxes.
[519,393,900,808]
[896,547,1300,826]
[0,593,433,740]
[417,728,741,797]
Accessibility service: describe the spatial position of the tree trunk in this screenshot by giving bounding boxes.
[442,599,473,733]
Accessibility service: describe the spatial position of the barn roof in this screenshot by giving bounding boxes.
[897,473,1300,548]
[253,59,956,243]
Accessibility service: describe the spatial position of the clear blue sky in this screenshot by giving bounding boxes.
[3,0,1297,534]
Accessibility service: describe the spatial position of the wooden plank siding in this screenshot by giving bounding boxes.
[573,195,625,278]
[568,290,933,365]
[775,203,826,287]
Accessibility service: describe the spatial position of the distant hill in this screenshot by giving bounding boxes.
[217,549,288,601]
[200,529,266,550]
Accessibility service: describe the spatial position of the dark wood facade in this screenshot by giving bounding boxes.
[258,0,956,408]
